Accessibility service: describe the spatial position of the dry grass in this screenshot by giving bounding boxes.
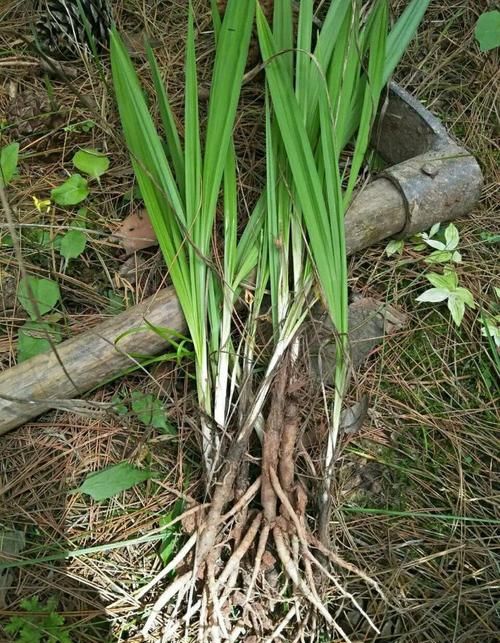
[1,1,499,641]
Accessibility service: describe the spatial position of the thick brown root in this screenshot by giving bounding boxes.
[137,352,381,641]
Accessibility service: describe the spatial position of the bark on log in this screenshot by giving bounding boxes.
[0,148,482,434]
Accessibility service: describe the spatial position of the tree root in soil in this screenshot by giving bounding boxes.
[138,357,384,641]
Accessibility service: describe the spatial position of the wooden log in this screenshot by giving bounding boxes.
[0,148,482,434]
[0,288,184,435]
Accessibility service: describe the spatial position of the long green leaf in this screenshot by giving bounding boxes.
[200,1,255,250]
[146,45,185,198]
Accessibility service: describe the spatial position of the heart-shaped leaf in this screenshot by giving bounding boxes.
[0,142,19,187]
[60,229,87,262]
[51,174,89,206]
[72,149,110,179]
[475,11,500,52]
[131,391,176,433]
[17,277,61,320]
[17,320,62,362]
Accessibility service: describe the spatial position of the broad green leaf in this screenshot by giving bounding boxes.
[60,228,87,261]
[455,287,475,308]
[423,238,445,250]
[444,223,459,250]
[448,294,465,327]
[72,149,110,179]
[424,250,453,264]
[385,239,404,257]
[17,320,62,362]
[428,222,440,237]
[416,288,449,303]
[75,462,154,501]
[131,391,175,433]
[475,11,500,52]
[51,174,89,206]
[426,270,457,291]
[159,498,184,565]
[17,276,61,319]
[0,142,19,187]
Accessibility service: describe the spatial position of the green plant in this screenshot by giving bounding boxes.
[73,462,155,502]
[112,390,176,434]
[5,596,72,643]
[385,222,463,262]
[72,148,109,180]
[475,10,500,51]
[111,0,256,475]
[51,174,89,206]
[51,148,110,206]
[158,498,185,566]
[59,208,88,270]
[110,0,429,633]
[63,119,95,134]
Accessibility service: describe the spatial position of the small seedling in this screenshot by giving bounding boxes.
[479,231,500,244]
[112,390,176,434]
[384,223,462,263]
[105,289,127,313]
[416,268,475,326]
[5,596,72,643]
[158,498,185,566]
[131,390,176,433]
[63,119,95,133]
[74,462,155,501]
[420,222,462,264]
[51,148,110,206]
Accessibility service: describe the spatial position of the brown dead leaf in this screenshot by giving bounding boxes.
[114,209,158,255]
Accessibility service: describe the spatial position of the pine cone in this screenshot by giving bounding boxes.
[35,0,112,60]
